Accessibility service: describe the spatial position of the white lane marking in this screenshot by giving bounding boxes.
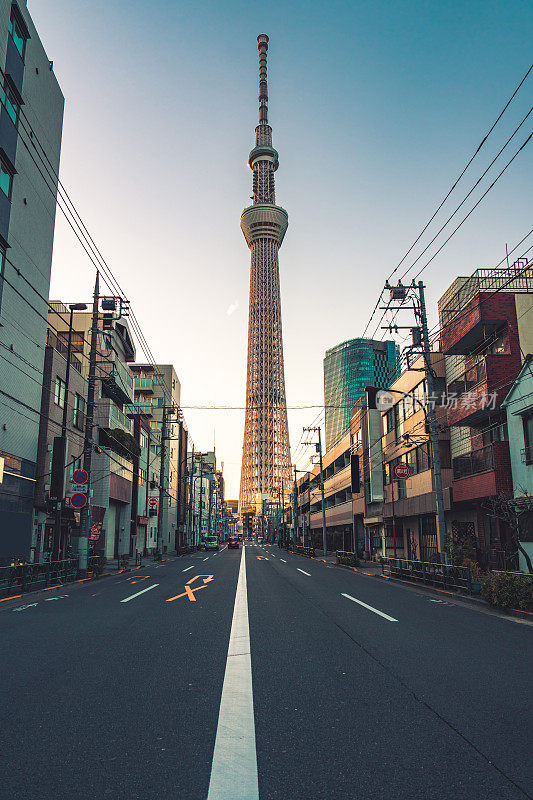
[203,557,209,562]
[120,584,159,603]
[271,554,276,558]
[182,566,194,573]
[207,544,258,800]
[297,569,311,576]
[341,593,398,622]
[280,559,287,563]
[12,603,38,612]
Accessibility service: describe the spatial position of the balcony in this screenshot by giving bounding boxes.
[452,442,512,503]
[446,355,519,427]
[440,292,515,355]
[98,355,134,407]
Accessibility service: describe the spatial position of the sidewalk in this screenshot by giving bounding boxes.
[101,554,179,575]
[311,552,383,576]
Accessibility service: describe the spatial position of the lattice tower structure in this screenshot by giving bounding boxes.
[239,34,291,509]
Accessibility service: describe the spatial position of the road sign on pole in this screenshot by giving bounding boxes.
[71,493,88,510]
[72,469,88,485]
[394,463,411,480]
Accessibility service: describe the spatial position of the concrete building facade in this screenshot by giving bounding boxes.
[0,0,64,561]
[127,364,181,553]
[438,259,533,569]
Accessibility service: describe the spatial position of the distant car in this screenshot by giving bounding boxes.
[204,537,219,551]
[228,537,240,549]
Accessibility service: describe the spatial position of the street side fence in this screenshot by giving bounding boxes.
[380,557,477,594]
[0,556,103,599]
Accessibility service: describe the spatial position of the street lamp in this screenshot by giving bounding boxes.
[54,302,87,561]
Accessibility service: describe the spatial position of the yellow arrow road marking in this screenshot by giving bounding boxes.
[166,575,214,602]
[187,574,214,585]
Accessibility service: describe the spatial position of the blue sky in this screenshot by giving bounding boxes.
[30,0,532,497]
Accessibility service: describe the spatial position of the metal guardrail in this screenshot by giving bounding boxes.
[381,557,476,594]
[0,557,103,598]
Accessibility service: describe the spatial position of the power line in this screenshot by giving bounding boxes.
[361,62,533,338]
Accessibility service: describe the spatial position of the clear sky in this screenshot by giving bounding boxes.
[30,0,532,498]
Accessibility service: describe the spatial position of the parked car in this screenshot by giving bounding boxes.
[228,537,240,549]
[204,537,219,551]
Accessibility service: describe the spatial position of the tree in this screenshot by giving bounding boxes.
[481,495,533,574]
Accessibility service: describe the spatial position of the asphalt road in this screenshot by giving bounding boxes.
[1,543,532,800]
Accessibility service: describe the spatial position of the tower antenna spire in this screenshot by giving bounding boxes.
[239,35,291,513]
[257,34,269,124]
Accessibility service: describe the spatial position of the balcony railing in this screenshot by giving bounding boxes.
[98,355,133,406]
[441,261,533,326]
[46,329,82,373]
[453,444,494,479]
[447,358,487,397]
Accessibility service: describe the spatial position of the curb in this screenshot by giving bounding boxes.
[331,561,533,623]
[0,571,108,605]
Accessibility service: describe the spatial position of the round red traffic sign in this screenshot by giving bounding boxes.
[71,493,87,509]
[72,469,88,485]
[148,498,158,508]
[394,463,411,480]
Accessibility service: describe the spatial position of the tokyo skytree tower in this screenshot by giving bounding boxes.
[239,34,291,508]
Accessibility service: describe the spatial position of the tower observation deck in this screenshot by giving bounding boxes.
[239,34,291,509]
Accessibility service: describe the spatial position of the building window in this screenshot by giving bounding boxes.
[417,443,431,473]
[407,448,418,476]
[1,81,19,125]
[140,432,148,450]
[54,376,66,408]
[73,393,85,429]
[0,158,14,199]
[9,9,27,59]
[523,412,533,465]
[69,456,82,479]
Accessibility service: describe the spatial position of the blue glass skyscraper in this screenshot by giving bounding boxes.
[324,338,400,451]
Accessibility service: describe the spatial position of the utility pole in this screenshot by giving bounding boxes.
[53,302,87,560]
[417,280,447,560]
[156,401,167,560]
[292,464,298,545]
[304,426,327,555]
[382,279,447,560]
[188,445,195,548]
[281,478,286,544]
[78,272,99,574]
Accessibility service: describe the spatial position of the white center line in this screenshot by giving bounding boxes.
[120,584,159,603]
[280,559,287,563]
[207,544,258,800]
[203,557,209,562]
[297,568,311,576]
[182,566,194,572]
[341,593,398,622]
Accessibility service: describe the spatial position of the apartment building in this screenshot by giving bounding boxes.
[127,364,182,553]
[49,302,137,561]
[0,1,64,560]
[438,259,533,569]
[33,330,88,562]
